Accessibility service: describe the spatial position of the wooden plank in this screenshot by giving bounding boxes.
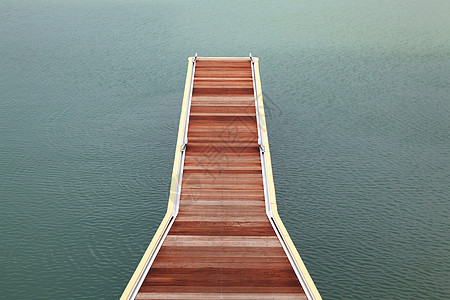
[194,80,253,88]
[179,200,264,206]
[152,255,291,266]
[138,286,304,294]
[143,276,300,288]
[175,215,269,222]
[195,60,251,68]
[178,204,265,211]
[193,88,254,95]
[180,188,264,195]
[194,69,251,75]
[186,143,260,154]
[136,292,307,300]
[182,183,263,190]
[184,155,261,162]
[169,223,274,236]
[183,161,261,169]
[190,106,256,115]
[188,118,257,126]
[191,95,254,104]
[154,246,288,258]
[180,190,265,200]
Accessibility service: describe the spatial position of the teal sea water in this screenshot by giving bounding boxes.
[1,0,449,298]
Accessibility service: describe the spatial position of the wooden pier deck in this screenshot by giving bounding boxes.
[121,57,321,300]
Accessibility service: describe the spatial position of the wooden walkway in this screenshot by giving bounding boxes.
[121,57,321,300]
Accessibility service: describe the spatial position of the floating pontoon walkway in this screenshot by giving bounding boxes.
[121,56,321,300]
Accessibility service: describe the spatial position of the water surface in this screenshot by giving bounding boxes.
[1,0,449,298]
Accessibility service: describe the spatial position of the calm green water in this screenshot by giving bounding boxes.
[1,0,449,298]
